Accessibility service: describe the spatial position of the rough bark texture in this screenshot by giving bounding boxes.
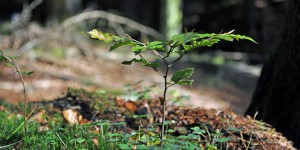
[246,0,300,148]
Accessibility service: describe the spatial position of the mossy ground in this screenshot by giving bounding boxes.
[0,88,295,149]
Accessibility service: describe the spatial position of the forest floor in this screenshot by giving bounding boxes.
[0,27,296,149]
[0,34,256,114]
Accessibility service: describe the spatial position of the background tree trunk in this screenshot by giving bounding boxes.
[160,0,183,39]
[246,0,300,148]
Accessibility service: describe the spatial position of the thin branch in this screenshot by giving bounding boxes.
[62,10,164,40]
[16,37,48,55]
[126,34,146,46]
[56,132,69,150]
[4,57,28,133]
[138,54,164,76]
[170,51,190,67]
[163,42,178,59]
[152,50,164,60]
[167,83,176,89]
[109,22,126,36]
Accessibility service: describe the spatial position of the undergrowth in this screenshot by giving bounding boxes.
[0,88,248,150]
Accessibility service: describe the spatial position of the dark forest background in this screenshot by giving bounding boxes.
[3,0,300,148]
[0,0,287,63]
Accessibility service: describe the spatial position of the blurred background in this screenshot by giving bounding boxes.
[0,0,287,115]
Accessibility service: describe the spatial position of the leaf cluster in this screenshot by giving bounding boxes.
[87,29,256,87]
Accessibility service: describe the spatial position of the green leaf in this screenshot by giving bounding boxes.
[170,31,256,52]
[70,138,86,143]
[0,55,4,62]
[171,32,199,44]
[215,34,234,41]
[143,60,159,69]
[121,58,147,65]
[87,29,113,43]
[121,58,140,65]
[21,71,34,76]
[0,50,3,61]
[119,144,132,150]
[171,33,185,44]
[147,41,165,50]
[227,126,243,132]
[171,68,194,83]
[108,133,123,137]
[136,145,149,149]
[110,41,132,51]
[131,45,145,55]
[215,137,233,143]
[230,34,257,44]
[178,80,194,86]
[191,126,206,134]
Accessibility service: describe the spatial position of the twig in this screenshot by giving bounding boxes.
[3,56,28,134]
[55,132,69,150]
[62,10,164,40]
[252,132,267,150]
[109,22,126,36]
[138,53,164,76]
[240,131,248,149]
[16,37,49,55]
[0,140,22,149]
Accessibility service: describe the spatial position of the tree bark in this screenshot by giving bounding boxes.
[246,0,300,148]
[160,0,183,39]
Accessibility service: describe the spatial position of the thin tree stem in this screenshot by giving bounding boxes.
[6,58,27,133]
[160,59,170,143]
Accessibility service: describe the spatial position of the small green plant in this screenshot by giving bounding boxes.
[87,29,256,144]
[0,50,34,148]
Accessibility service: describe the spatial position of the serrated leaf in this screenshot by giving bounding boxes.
[230,34,257,44]
[171,68,194,83]
[87,29,113,43]
[147,41,165,50]
[143,60,159,69]
[178,80,194,86]
[21,71,34,76]
[110,41,132,51]
[215,34,234,41]
[121,58,147,65]
[199,39,220,47]
[131,45,145,55]
[171,33,185,44]
[121,58,139,65]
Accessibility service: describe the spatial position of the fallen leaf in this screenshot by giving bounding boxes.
[0,105,6,111]
[124,101,138,112]
[92,138,98,146]
[62,109,81,125]
[115,96,126,106]
[80,118,91,125]
[28,110,46,123]
[38,125,49,132]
